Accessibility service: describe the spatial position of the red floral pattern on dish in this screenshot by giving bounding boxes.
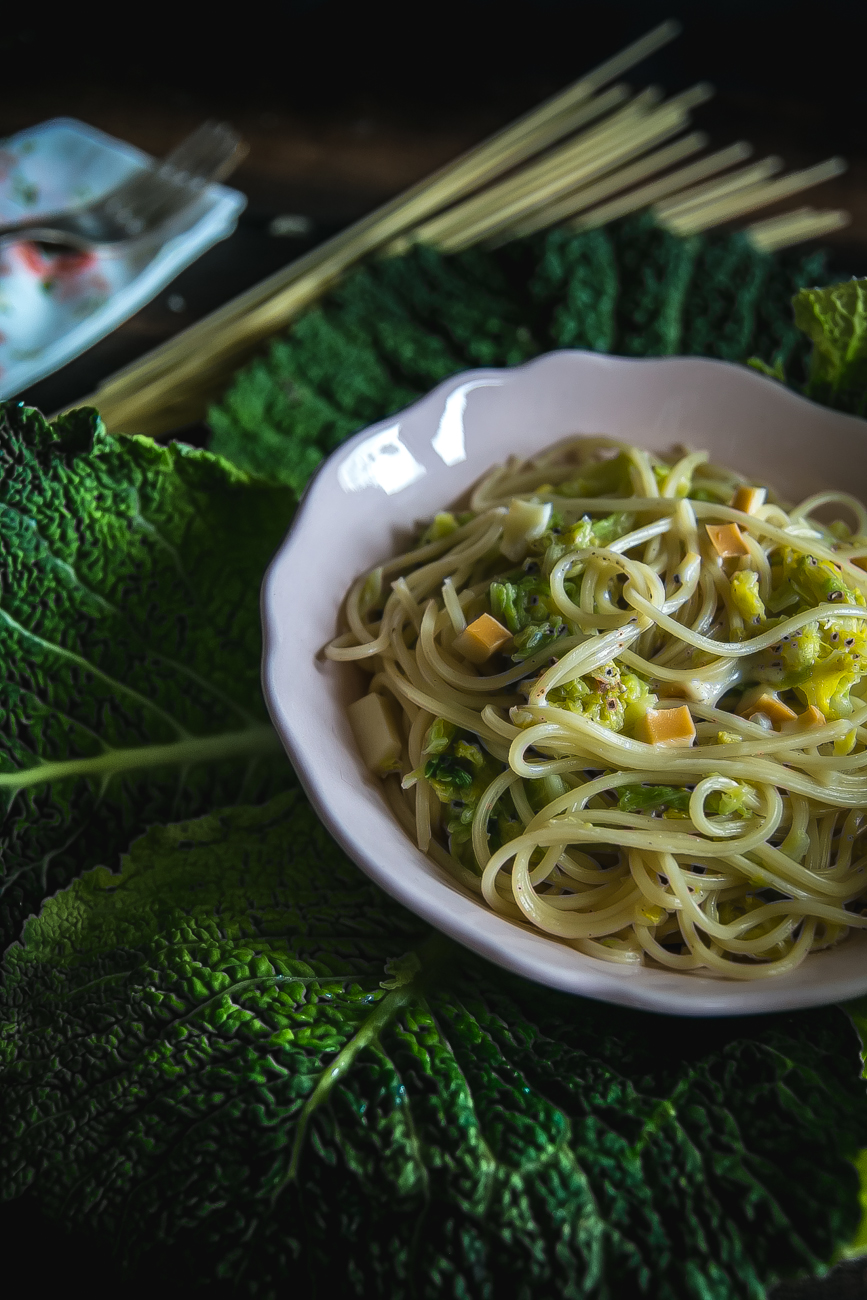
[11,242,109,301]
[14,242,95,278]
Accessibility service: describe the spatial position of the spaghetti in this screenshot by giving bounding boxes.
[326,437,867,979]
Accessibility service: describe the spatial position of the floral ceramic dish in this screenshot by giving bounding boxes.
[0,117,245,398]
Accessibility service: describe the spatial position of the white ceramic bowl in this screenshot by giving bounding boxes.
[263,350,867,1015]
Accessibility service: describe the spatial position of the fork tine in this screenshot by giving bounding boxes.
[103,123,243,204]
[91,121,245,236]
[161,122,245,179]
[82,133,202,214]
[207,137,249,182]
[162,121,227,166]
[98,169,189,226]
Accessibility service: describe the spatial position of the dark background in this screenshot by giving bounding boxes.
[4,4,867,1296]
[3,0,867,420]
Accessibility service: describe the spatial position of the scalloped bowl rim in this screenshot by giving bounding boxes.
[262,350,867,1016]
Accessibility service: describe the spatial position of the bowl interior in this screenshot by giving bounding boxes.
[263,351,867,1015]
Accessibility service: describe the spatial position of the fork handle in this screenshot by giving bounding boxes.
[0,218,90,250]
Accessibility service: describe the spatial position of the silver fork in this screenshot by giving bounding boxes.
[0,121,247,252]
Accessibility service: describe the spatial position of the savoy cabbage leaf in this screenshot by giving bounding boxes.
[209,218,825,486]
[792,278,867,414]
[2,789,866,1299]
[0,401,295,947]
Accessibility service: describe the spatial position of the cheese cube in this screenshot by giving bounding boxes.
[785,705,826,732]
[453,613,513,664]
[705,523,750,558]
[347,692,403,775]
[500,498,552,562]
[740,690,797,730]
[634,705,696,747]
[730,485,767,515]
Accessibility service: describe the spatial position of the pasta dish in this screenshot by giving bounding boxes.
[326,437,867,979]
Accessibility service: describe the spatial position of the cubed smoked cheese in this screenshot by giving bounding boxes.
[784,704,826,732]
[741,691,797,730]
[634,705,696,747]
[730,485,767,515]
[347,692,403,775]
[453,613,512,664]
[500,498,552,562]
[705,523,750,558]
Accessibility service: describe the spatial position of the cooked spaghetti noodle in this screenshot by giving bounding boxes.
[326,437,867,979]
